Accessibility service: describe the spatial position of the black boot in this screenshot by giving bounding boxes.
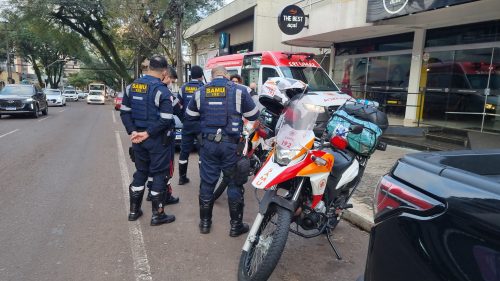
[164,181,179,205]
[150,192,176,226]
[229,200,249,237]
[178,162,190,185]
[128,186,144,221]
[164,192,180,205]
[199,197,214,234]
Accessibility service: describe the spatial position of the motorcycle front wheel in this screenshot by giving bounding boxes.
[238,204,292,281]
[213,172,228,201]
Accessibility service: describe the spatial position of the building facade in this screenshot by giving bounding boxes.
[281,0,500,133]
[185,0,321,70]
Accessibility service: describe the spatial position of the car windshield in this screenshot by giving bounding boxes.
[65,91,76,94]
[280,67,339,92]
[89,84,105,91]
[44,90,61,95]
[0,86,33,96]
[89,91,103,95]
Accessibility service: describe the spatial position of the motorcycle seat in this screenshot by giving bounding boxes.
[330,149,355,177]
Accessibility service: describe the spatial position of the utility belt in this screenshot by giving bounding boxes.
[202,133,240,144]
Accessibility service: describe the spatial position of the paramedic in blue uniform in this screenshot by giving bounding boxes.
[185,65,260,236]
[120,55,176,226]
[178,65,204,185]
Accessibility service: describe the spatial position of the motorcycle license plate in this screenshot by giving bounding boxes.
[175,135,181,140]
[6,107,16,111]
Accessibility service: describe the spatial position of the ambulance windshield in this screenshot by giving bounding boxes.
[280,67,339,92]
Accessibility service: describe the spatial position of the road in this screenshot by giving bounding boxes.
[0,101,368,281]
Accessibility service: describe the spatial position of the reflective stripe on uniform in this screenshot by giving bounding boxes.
[194,91,201,110]
[208,101,223,105]
[125,85,131,96]
[178,159,188,164]
[235,89,242,113]
[186,108,200,117]
[160,113,173,119]
[155,90,162,107]
[172,98,180,107]
[120,104,132,111]
[243,106,259,118]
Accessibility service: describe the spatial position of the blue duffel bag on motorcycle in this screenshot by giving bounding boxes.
[326,103,387,156]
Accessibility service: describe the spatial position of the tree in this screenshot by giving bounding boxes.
[7,14,89,88]
[9,0,224,84]
[68,60,121,90]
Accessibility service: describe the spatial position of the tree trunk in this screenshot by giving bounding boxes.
[27,56,44,87]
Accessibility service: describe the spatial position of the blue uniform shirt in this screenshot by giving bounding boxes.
[120,75,174,137]
[185,77,259,136]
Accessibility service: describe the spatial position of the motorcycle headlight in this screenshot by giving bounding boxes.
[275,147,301,166]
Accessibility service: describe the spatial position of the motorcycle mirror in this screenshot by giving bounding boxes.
[349,125,364,135]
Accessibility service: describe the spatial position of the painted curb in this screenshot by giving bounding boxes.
[342,198,374,232]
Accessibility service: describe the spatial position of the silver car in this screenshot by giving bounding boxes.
[63,89,79,101]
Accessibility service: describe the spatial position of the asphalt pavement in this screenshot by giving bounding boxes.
[0,101,369,281]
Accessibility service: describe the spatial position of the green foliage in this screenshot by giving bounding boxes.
[68,60,121,90]
[7,0,224,84]
[5,12,89,88]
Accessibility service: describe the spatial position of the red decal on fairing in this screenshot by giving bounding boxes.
[311,194,323,209]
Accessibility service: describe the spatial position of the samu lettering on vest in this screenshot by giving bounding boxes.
[131,83,148,94]
[205,87,226,98]
[184,86,198,93]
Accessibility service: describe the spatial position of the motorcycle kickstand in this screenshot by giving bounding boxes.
[326,228,342,260]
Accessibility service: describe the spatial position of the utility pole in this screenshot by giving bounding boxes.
[6,40,12,83]
[174,0,184,86]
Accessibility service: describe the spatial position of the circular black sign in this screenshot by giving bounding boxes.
[278,5,306,35]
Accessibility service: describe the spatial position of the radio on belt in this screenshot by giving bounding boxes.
[215,128,222,143]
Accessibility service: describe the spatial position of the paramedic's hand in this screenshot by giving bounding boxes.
[130,131,138,142]
[132,132,149,144]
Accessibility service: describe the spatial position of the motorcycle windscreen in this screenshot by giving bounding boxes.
[252,95,321,189]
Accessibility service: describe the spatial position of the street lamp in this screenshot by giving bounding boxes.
[46,57,77,89]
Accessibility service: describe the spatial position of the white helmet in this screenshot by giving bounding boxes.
[259,77,307,115]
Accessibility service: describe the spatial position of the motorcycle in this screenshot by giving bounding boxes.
[237,95,386,281]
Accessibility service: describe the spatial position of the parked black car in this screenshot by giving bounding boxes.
[0,84,49,118]
[358,149,500,281]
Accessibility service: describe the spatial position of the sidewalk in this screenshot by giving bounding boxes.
[343,145,418,232]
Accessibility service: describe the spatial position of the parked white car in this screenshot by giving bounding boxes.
[63,89,79,101]
[44,88,66,107]
[86,91,105,104]
[77,90,88,99]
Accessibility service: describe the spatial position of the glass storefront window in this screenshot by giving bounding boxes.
[484,48,500,132]
[387,55,411,88]
[422,48,500,133]
[334,54,411,118]
[336,33,413,56]
[426,20,500,47]
[367,56,389,87]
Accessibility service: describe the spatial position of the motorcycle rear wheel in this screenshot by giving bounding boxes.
[238,205,292,281]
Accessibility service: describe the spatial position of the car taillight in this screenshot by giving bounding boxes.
[330,135,348,150]
[374,176,442,219]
